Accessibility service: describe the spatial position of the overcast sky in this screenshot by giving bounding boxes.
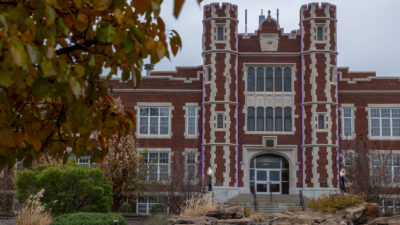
[148,0,400,77]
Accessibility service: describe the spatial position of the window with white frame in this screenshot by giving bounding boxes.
[186,107,197,137]
[371,153,400,184]
[380,199,400,215]
[247,67,292,92]
[342,108,353,138]
[139,107,170,136]
[69,154,91,166]
[137,196,168,214]
[370,108,400,137]
[185,151,197,183]
[142,152,169,182]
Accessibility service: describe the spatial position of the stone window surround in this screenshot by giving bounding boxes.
[329,65,337,84]
[316,112,329,132]
[370,150,400,185]
[215,23,226,42]
[135,102,174,139]
[183,103,200,139]
[138,148,172,184]
[366,104,400,140]
[136,196,169,214]
[315,23,327,43]
[215,111,226,131]
[340,104,356,140]
[241,141,299,195]
[243,63,296,94]
[245,106,294,134]
[204,65,212,84]
[183,148,199,184]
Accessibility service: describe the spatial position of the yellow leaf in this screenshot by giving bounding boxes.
[21,30,34,43]
[77,13,88,24]
[32,139,42,152]
[114,9,123,25]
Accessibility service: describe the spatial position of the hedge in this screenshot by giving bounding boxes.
[50,213,126,225]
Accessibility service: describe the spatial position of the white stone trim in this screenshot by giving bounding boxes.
[340,104,356,140]
[135,104,174,139]
[366,104,400,140]
[112,89,202,93]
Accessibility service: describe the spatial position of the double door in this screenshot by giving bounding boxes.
[254,169,281,194]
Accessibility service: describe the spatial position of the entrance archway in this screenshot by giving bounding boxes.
[250,154,289,194]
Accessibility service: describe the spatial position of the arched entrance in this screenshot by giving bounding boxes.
[250,154,289,194]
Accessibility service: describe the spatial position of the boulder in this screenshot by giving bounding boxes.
[367,215,400,225]
[168,216,218,225]
[342,202,367,221]
[206,206,244,219]
[216,218,255,225]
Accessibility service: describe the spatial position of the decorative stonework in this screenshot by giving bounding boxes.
[260,34,279,51]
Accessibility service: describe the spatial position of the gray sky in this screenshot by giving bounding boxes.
[149,0,400,77]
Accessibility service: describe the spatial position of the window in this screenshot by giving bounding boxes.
[186,107,197,136]
[217,26,224,41]
[284,68,291,92]
[256,107,264,131]
[370,108,400,137]
[208,67,212,81]
[247,68,255,91]
[342,151,354,171]
[342,108,353,138]
[185,151,197,183]
[275,107,282,131]
[275,68,282,92]
[371,153,400,184]
[139,107,170,136]
[265,68,273,91]
[266,107,274,131]
[78,156,90,165]
[217,114,224,129]
[284,107,292,131]
[318,114,325,129]
[380,199,400,215]
[137,196,168,214]
[247,107,255,131]
[142,152,169,182]
[329,67,336,83]
[256,68,264,91]
[317,26,324,41]
[16,162,24,171]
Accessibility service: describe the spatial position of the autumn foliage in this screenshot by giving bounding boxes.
[0,0,197,169]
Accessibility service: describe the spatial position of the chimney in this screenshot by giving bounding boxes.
[245,9,248,36]
[277,9,279,24]
[144,64,154,76]
[259,9,265,28]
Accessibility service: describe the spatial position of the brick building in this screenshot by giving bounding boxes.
[107,2,400,213]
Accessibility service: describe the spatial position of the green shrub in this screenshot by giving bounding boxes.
[118,203,132,213]
[51,213,126,225]
[150,203,166,214]
[15,162,112,215]
[307,194,365,213]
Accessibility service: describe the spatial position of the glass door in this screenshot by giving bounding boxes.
[255,169,281,194]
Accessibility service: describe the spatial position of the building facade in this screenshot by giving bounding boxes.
[107,2,400,212]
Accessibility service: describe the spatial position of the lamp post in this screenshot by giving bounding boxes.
[207,167,214,192]
[340,168,346,193]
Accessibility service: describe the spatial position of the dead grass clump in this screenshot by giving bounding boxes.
[249,212,265,223]
[180,193,219,217]
[15,189,52,225]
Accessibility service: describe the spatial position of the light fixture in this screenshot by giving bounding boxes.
[207,167,214,176]
[340,168,346,178]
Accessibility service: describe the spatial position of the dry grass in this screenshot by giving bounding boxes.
[249,212,265,222]
[15,189,52,225]
[180,193,219,217]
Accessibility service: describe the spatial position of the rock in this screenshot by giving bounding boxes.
[216,218,255,225]
[343,202,367,221]
[206,206,244,219]
[367,215,400,225]
[168,216,218,225]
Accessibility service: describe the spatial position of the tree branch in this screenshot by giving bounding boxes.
[55,40,98,55]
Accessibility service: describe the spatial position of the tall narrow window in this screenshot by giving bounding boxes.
[185,152,196,183]
[186,107,197,136]
[284,107,292,131]
[393,109,400,136]
[317,27,324,41]
[382,109,391,136]
[275,68,282,92]
[266,107,274,131]
[208,67,212,81]
[217,26,224,41]
[247,68,255,92]
[247,107,255,131]
[265,68,273,91]
[343,108,353,137]
[284,68,291,92]
[217,114,224,128]
[275,107,282,131]
[318,114,325,129]
[143,152,169,182]
[256,68,264,91]
[257,107,264,131]
[371,109,380,136]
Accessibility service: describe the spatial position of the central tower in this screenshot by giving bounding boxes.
[202,3,239,198]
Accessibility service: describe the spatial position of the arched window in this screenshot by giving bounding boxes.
[256,68,264,91]
[275,107,282,131]
[257,107,264,131]
[284,107,292,131]
[275,68,282,92]
[284,68,291,92]
[247,68,255,92]
[266,107,274,131]
[247,107,255,131]
[265,68,273,91]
